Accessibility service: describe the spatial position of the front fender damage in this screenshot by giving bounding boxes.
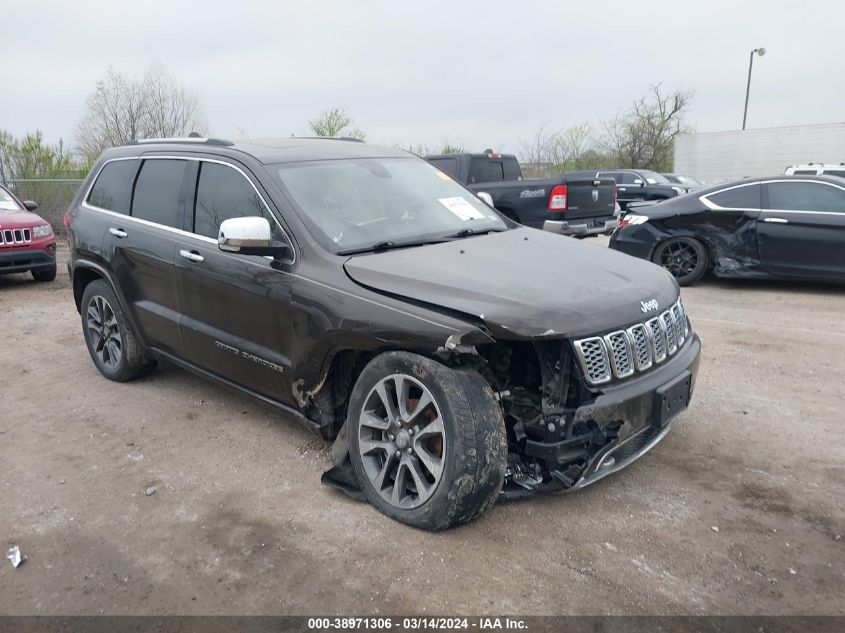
[320,327,492,501]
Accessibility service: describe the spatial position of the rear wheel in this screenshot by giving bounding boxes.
[32,263,57,282]
[347,352,506,531]
[80,280,156,381]
[653,237,708,286]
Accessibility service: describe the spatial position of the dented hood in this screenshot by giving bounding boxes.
[343,227,679,339]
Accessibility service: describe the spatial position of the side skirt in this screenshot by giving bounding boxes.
[150,348,321,435]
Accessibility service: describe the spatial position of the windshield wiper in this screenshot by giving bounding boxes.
[444,227,506,239]
[339,239,445,256]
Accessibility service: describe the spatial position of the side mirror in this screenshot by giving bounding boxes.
[476,192,494,207]
[23,201,38,211]
[218,216,289,257]
[633,179,645,187]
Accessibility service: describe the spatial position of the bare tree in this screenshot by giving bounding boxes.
[547,123,595,174]
[308,108,365,140]
[519,122,600,176]
[601,84,693,171]
[75,64,206,163]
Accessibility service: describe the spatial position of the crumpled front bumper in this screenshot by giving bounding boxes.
[504,333,701,499]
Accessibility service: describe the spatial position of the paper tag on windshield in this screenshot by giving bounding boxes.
[437,197,486,221]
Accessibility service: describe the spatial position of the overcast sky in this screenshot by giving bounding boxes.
[3,0,843,156]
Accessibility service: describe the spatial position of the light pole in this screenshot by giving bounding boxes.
[742,47,766,130]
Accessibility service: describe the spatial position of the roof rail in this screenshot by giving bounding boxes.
[124,137,235,147]
[292,136,364,143]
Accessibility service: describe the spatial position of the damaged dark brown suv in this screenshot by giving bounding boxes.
[67,137,701,530]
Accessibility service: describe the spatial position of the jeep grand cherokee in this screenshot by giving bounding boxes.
[67,137,701,530]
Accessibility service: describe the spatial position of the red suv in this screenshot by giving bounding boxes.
[0,185,57,282]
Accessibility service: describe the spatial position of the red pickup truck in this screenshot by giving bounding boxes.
[0,185,57,281]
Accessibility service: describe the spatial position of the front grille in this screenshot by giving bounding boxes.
[573,298,690,386]
[0,227,32,248]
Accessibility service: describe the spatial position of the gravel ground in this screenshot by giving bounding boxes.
[1,240,843,615]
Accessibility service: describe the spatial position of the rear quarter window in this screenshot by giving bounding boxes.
[706,184,761,209]
[87,160,138,214]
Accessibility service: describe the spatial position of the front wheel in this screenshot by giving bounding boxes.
[652,237,708,286]
[32,263,57,282]
[347,352,507,531]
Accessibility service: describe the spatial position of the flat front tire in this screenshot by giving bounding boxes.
[347,352,507,531]
[80,279,156,382]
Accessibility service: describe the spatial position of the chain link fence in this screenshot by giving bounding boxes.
[1,178,85,234]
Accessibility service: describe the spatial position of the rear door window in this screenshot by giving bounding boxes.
[706,184,761,209]
[767,181,845,213]
[193,161,285,241]
[87,160,138,214]
[822,170,845,179]
[131,159,188,228]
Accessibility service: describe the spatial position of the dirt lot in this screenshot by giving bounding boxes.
[1,240,843,615]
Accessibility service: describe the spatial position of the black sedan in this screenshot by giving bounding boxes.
[609,175,845,286]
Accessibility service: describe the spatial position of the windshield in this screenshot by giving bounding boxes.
[0,187,23,211]
[640,170,671,185]
[271,158,508,254]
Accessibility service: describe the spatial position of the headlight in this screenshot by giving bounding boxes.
[672,186,686,196]
[33,224,53,238]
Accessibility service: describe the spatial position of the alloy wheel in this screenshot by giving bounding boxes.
[86,295,122,369]
[357,374,446,509]
[658,239,700,278]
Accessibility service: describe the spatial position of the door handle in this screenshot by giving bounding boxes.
[179,249,205,263]
[108,227,128,238]
[763,217,789,224]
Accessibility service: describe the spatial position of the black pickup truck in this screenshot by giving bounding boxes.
[568,169,684,211]
[426,152,619,237]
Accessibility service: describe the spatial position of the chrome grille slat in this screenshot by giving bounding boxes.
[671,304,685,345]
[661,310,677,354]
[627,323,653,371]
[603,330,634,378]
[574,299,690,385]
[646,317,667,363]
[573,337,611,385]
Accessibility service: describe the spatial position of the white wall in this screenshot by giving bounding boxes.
[673,122,845,183]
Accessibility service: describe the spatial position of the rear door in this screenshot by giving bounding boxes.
[175,158,298,404]
[758,179,845,278]
[99,157,191,357]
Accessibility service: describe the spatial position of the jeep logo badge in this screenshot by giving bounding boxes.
[591,189,599,202]
[640,299,659,313]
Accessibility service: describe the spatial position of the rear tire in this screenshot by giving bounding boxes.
[31,263,57,282]
[80,279,157,382]
[347,352,507,531]
[652,237,708,286]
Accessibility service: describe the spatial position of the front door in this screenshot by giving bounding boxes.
[758,179,845,279]
[176,159,297,405]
